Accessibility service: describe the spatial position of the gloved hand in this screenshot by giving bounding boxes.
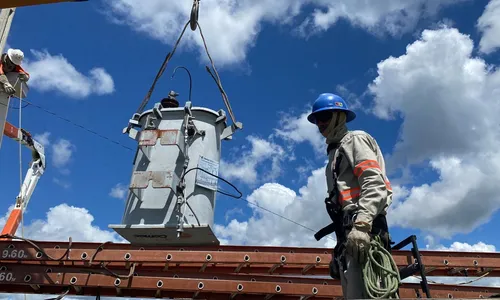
[345,222,371,265]
[3,82,15,95]
[19,73,29,82]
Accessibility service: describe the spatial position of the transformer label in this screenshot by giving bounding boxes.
[196,156,219,191]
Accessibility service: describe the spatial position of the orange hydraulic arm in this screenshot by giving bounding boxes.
[1,121,45,237]
[0,0,87,9]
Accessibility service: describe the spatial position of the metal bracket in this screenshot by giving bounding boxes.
[221,122,242,140]
[153,103,163,119]
[215,109,227,124]
[137,129,186,158]
[129,170,179,201]
[123,113,141,137]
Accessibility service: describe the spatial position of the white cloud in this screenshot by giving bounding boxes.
[51,138,75,169]
[215,166,337,248]
[400,237,500,287]
[104,0,467,67]
[273,110,325,155]
[33,131,50,147]
[367,26,500,238]
[52,177,71,189]
[0,204,127,300]
[220,135,285,185]
[426,236,497,252]
[24,49,115,98]
[0,203,123,243]
[109,183,128,199]
[32,133,74,170]
[224,207,244,222]
[297,0,469,38]
[477,0,500,54]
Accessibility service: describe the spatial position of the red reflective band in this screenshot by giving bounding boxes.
[340,187,360,203]
[354,160,381,177]
[385,180,392,191]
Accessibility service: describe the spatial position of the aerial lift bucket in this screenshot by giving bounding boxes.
[0,72,28,149]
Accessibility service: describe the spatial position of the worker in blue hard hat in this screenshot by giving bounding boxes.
[309,93,395,299]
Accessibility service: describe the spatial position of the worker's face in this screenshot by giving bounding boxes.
[314,111,334,134]
[4,57,15,69]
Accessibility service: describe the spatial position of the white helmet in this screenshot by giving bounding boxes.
[7,48,24,65]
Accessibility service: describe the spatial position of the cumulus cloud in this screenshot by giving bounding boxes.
[104,0,466,67]
[477,0,500,54]
[33,132,75,170]
[215,166,337,248]
[220,136,286,185]
[0,204,126,300]
[32,132,75,187]
[273,110,325,155]
[24,49,115,98]
[33,131,50,147]
[51,138,75,170]
[109,183,128,199]
[426,236,497,252]
[0,203,123,243]
[367,26,500,238]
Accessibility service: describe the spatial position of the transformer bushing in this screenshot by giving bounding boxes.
[109,91,239,246]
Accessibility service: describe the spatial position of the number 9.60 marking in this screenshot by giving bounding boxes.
[0,272,15,281]
[2,249,26,259]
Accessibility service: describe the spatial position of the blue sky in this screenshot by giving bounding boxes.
[1,0,500,279]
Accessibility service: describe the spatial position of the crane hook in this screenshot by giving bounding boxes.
[190,0,200,31]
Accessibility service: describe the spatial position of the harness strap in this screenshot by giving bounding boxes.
[314,150,343,241]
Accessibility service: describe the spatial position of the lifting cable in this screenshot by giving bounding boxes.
[14,78,27,300]
[129,0,240,133]
[10,78,26,240]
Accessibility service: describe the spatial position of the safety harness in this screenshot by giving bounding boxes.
[314,139,393,280]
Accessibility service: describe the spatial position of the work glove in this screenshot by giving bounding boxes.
[3,82,15,95]
[19,73,29,82]
[345,222,371,265]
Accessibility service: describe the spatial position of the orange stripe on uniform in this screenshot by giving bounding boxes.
[385,180,392,191]
[339,187,360,203]
[354,160,381,177]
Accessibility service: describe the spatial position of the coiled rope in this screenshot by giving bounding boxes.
[362,235,401,299]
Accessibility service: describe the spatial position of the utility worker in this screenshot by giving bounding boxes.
[0,48,30,96]
[309,93,394,299]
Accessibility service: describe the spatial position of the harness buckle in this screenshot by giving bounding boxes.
[342,211,357,229]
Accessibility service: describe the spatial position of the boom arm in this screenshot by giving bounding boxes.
[0,0,88,9]
[1,121,45,237]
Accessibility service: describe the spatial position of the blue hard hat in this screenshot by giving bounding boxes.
[307,93,356,124]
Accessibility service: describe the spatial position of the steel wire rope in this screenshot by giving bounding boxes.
[13,77,27,300]
[128,1,239,133]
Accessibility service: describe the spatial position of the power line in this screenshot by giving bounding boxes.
[1,98,135,151]
[186,167,334,241]
[1,98,335,243]
[241,198,335,242]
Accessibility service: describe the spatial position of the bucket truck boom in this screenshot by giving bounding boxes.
[1,121,45,237]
